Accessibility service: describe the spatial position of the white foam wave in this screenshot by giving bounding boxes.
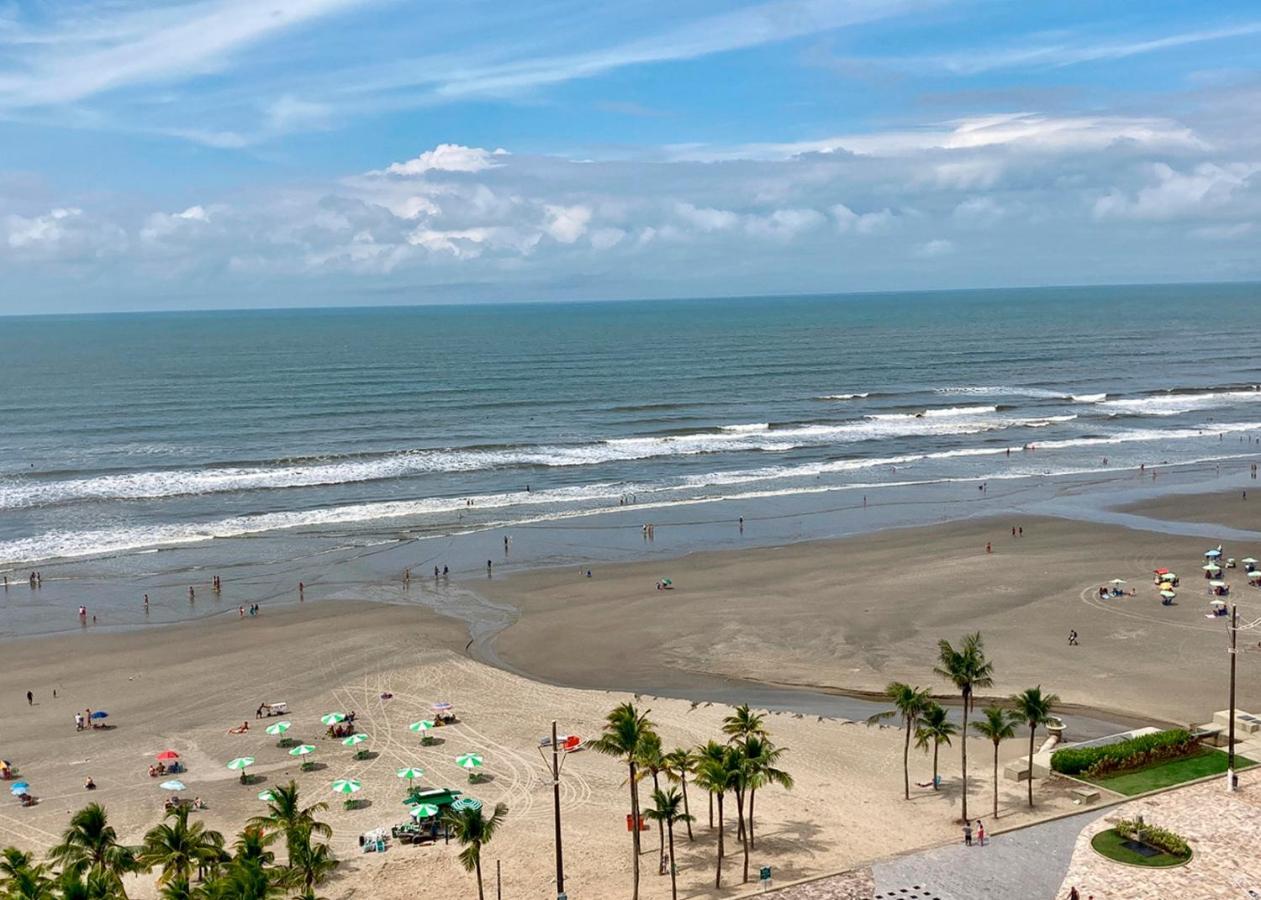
[1096,389,1261,417]
[818,393,869,400]
[719,423,770,433]
[935,386,1070,399]
[871,405,997,419]
[1070,393,1107,403]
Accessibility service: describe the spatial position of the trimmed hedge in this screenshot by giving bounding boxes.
[1051,729,1197,777]
[1114,818,1191,857]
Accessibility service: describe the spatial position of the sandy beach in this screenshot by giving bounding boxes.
[0,601,1083,899]
[479,508,1261,726]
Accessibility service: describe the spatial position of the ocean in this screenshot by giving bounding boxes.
[3,282,1261,634]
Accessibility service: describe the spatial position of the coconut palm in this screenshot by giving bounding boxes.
[693,747,737,889]
[230,829,275,870]
[282,826,336,896]
[971,705,1018,818]
[934,633,994,822]
[914,702,958,791]
[1011,686,1060,808]
[200,857,284,900]
[247,782,330,859]
[635,731,668,873]
[663,747,697,841]
[441,802,507,900]
[590,702,655,900]
[51,868,118,900]
[721,705,767,743]
[695,740,727,830]
[48,803,137,896]
[866,682,931,800]
[741,735,792,851]
[644,789,693,900]
[138,805,227,887]
[0,847,53,900]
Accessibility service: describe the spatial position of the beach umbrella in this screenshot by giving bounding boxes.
[451,797,482,811]
[331,778,361,795]
[1211,599,1228,607]
[1210,580,1228,588]
[1243,558,1258,565]
[1206,549,1222,558]
[409,720,436,733]
[320,713,346,726]
[226,757,254,772]
[9,782,29,793]
[341,734,369,747]
[1203,564,1222,572]
[288,744,316,758]
[432,702,453,712]
[156,750,180,761]
[1160,590,1177,599]
[1159,582,1173,591]
[1250,571,1261,581]
[1109,579,1127,585]
[409,803,440,819]
[396,767,424,785]
[257,790,275,802]
[264,721,291,736]
[1154,568,1170,575]
[90,711,108,720]
[160,780,185,791]
[455,753,483,770]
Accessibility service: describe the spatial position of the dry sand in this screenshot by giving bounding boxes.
[480,512,1261,725]
[0,602,1074,900]
[1121,488,1261,532]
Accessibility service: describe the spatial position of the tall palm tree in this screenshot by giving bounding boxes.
[663,748,697,841]
[866,682,931,800]
[971,705,1018,818]
[441,802,507,900]
[51,869,117,900]
[590,703,655,900]
[1010,686,1060,808]
[230,828,275,870]
[721,705,767,743]
[635,731,668,873]
[138,805,227,887]
[247,782,330,860]
[200,857,284,900]
[695,741,727,830]
[693,748,736,888]
[0,847,53,900]
[741,735,792,851]
[49,803,137,897]
[914,702,958,791]
[282,825,337,895]
[934,633,994,822]
[644,789,693,900]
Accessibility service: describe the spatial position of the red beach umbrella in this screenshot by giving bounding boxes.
[156,750,180,761]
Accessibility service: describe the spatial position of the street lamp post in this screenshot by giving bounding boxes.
[1228,603,1238,792]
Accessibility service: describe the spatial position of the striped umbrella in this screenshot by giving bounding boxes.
[331,778,362,795]
[342,734,369,747]
[264,721,291,736]
[409,802,440,819]
[320,713,346,726]
[257,790,275,802]
[455,753,483,770]
[288,744,316,758]
[409,720,435,733]
[451,797,482,811]
[396,767,425,782]
[226,757,254,771]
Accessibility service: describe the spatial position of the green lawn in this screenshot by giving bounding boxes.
[1090,828,1190,867]
[1084,748,1255,796]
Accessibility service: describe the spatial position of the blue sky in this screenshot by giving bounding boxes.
[1,0,1259,312]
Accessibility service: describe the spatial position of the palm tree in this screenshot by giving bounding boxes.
[200,857,284,900]
[635,731,668,873]
[741,735,792,851]
[441,802,507,900]
[914,702,958,791]
[282,825,337,895]
[247,782,330,859]
[971,705,1018,818]
[0,847,53,900]
[590,702,655,900]
[644,789,693,900]
[866,682,931,800]
[693,748,736,888]
[663,748,697,841]
[934,633,994,822]
[138,805,227,887]
[721,705,767,743]
[230,828,275,869]
[1010,686,1060,808]
[695,741,727,830]
[49,803,137,897]
[51,868,117,900]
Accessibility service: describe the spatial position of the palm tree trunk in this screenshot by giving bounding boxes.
[737,791,750,883]
[992,743,999,818]
[667,821,677,900]
[653,771,664,873]
[475,855,485,900]
[748,787,756,850]
[708,791,713,829]
[902,719,912,800]
[932,742,940,789]
[1027,725,1036,808]
[714,792,724,888]
[735,785,745,842]
[681,777,694,841]
[629,761,640,900]
[960,694,970,823]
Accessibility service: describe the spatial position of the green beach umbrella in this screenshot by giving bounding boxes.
[397,767,425,782]
[288,744,316,757]
[1250,571,1261,580]
[226,757,254,775]
[451,797,482,811]
[331,778,362,795]
[1210,580,1227,588]
[264,721,291,736]
[1243,558,1258,564]
[409,803,440,819]
[320,713,346,726]
[455,753,483,770]
[1203,564,1221,571]
[257,790,275,802]
[1160,590,1177,599]
[409,720,435,733]
[342,733,369,747]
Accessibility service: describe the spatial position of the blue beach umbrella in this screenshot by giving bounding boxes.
[160,780,186,791]
[90,711,109,720]
[1205,549,1222,558]
[10,782,29,794]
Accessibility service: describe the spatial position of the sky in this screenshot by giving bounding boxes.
[0,0,1259,313]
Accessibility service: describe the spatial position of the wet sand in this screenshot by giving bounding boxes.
[1121,488,1260,533]
[478,511,1261,725]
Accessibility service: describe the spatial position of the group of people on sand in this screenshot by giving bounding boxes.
[327,711,358,738]
[74,709,103,731]
[238,603,261,617]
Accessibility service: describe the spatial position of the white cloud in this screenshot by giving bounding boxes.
[543,204,592,243]
[1093,162,1258,221]
[384,144,506,176]
[952,196,1006,228]
[675,203,741,232]
[913,238,954,258]
[4,207,127,260]
[831,204,895,234]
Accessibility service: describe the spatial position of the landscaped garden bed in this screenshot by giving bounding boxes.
[1091,818,1191,868]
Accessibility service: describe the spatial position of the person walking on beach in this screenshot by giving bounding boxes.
[975,820,985,846]
[986,542,992,554]
[1068,630,1078,646]
[1068,887,1080,900]
[486,559,493,576]
[26,690,33,706]
[963,821,972,846]
[188,586,195,602]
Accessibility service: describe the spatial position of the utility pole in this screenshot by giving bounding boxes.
[1228,603,1238,792]
[553,719,566,898]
